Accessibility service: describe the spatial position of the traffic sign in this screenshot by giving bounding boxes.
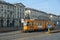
[57,21,59,25]
[48,24,51,28]
[47,24,51,33]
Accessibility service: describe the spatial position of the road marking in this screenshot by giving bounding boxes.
[17,33,52,40]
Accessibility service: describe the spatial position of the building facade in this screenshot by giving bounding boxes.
[57,15,60,26]
[13,3,25,28]
[48,14,59,21]
[48,14,60,26]
[0,1,25,31]
[25,8,49,20]
[58,15,60,21]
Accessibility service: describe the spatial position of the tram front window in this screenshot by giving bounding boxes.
[23,22,27,26]
[23,22,30,26]
[23,22,33,27]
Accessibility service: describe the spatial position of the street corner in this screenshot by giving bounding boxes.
[45,30,60,34]
[51,30,60,33]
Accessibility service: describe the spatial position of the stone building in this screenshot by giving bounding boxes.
[25,8,49,20]
[13,3,25,27]
[0,1,15,27]
[48,14,58,21]
[48,14,59,26]
[0,0,25,31]
[57,15,60,26]
[58,15,60,20]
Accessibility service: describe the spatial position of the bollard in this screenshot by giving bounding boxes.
[48,28,50,33]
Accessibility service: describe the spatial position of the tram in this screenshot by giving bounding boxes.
[22,19,55,32]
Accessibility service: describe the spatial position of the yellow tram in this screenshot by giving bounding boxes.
[22,19,55,32]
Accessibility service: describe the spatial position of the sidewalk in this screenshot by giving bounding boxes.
[0,30,21,36]
[46,26,60,34]
[51,29,60,33]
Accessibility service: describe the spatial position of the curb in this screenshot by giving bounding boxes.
[0,31,22,36]
[45,30,60,34]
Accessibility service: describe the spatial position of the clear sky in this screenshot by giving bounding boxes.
[5,0,60,15]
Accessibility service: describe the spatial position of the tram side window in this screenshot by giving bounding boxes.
[38,22,40,25]
[38,22,40,26]
[39,22,41,25]
[34,22,39,26]
[29,22,32,26]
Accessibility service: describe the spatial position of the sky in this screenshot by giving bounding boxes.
[5,0,60,15]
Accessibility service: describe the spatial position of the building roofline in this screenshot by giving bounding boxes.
[0,1,25,7]
[25,7,48,15]
[0,1,14,6]
[14,3,25,7]
[58,15,60,17]
[48,14,57,16]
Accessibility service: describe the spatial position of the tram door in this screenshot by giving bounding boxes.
[27,22,33,30]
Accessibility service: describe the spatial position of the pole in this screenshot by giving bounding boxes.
[48,28,50,33]
[47,24,51,34]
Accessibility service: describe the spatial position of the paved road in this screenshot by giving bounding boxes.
[0,30,60,40]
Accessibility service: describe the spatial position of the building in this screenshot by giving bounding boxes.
[48,14,59,21]
[0,1,14,27]
[25,8,49,20]
[57,15,60,26]
[48,14,60,26]
[13,3,25,28]
[0,1,25,31]
[25,8,60,25]
[58,15,60,20]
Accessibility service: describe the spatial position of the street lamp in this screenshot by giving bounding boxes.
[50,15,53,21]
[50,15,53,18]
[25,10,31,14]
[25,10,31,19]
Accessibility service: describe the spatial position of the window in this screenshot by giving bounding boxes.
[17,12,20,18]
[29,22,33,26]
[1,9,3,12]
[7,14,9,18]
[1,5,3,8]
[4,12,6,17]
[13,15,14,18]
[1,14,3,17]
[12,6,14,10]
[0,13,1,17]
[7,10,9,12]
[4,5,6,8]
[0,9,1,13]
[33,22,38,26]
[7,6,9,9]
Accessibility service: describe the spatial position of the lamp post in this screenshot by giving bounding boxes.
[46,15,53,34]
[50,15,53,21]
[25,10,31,19]
[21,10,31,29]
